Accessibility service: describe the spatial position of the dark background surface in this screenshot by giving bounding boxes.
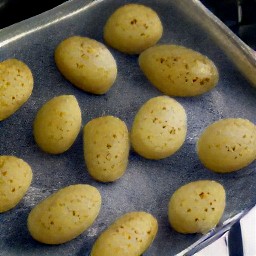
[0,0,255,49]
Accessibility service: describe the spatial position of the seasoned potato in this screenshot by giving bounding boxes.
[33,95,82,154]
[104,3,163,54]
[83,116,129,182]
[91,211,158,256]
[0,59,33,121]
[130,96,187,159]
[197,118,256,173]
[55,36,117,94]
[0,155,32,213]
[27,184,101,244]
[168,180,226,234]
[139,45,219,96]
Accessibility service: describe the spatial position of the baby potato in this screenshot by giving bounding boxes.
[55,36,117,94]
[139,44,219,96]
[168,180,226,234]
[0,59,33,121]
[83,116,129,182]
[103,3,163,54]
[27,184,101,244]
[33,95,82,154]
[0,155,32,213]
[130,96,187,159]
[91,211,158,256]
[197,118,256,173]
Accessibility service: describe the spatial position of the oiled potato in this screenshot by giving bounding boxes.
[168,180,226,234]
[197,118,256,173]
[139,45,219,96]
[104,3,163,54]
[0,155,32,213]
[55,36,117,94]
[27,184,101,244]
[130,96,187,159]
[83,116,129,182]
[33,95,82,154]
[91,211,158,256]
[0,59,33,121]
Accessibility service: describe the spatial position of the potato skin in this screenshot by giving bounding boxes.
[139,45,219,96]
[33,95,82,154]
[197,118,256,173]
[0,155,33,213]
[83,116,129,182]
[104,3,163,54]
[91,212,158,256]
[55,36,117,94]
[168,180,226,234]
[0,59,33,121]
[27,184,101,244]
[130,96,187,159]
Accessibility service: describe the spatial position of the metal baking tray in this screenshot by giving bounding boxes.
[0,0,256,255]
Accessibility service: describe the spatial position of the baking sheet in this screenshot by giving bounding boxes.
[0,0,256,255]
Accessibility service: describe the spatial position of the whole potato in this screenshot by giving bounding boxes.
[91,211,158,256]
[130,96,187,159]
[0,59,33,121]
[104,4,163,54]
[83,116,129,182]
[168,180,226,234]
[0,155,32,212]
[139,44,219,96]
[27,184,101,244]
[33,95,82,154]
[197,118,256,173]
[55,36,117,94]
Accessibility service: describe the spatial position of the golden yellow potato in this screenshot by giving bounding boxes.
[0,155,32,213]
[139,44,219,96]
[168,180,226,234]
[83,116,129,182]
[91,211,158,256]
[197,118,256,173]
[27,184,101,244]
[130,96,187,159]
[104,3,163,54]
[0,59,33,121]
[33,95,82,154]
[55,36,117,94]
